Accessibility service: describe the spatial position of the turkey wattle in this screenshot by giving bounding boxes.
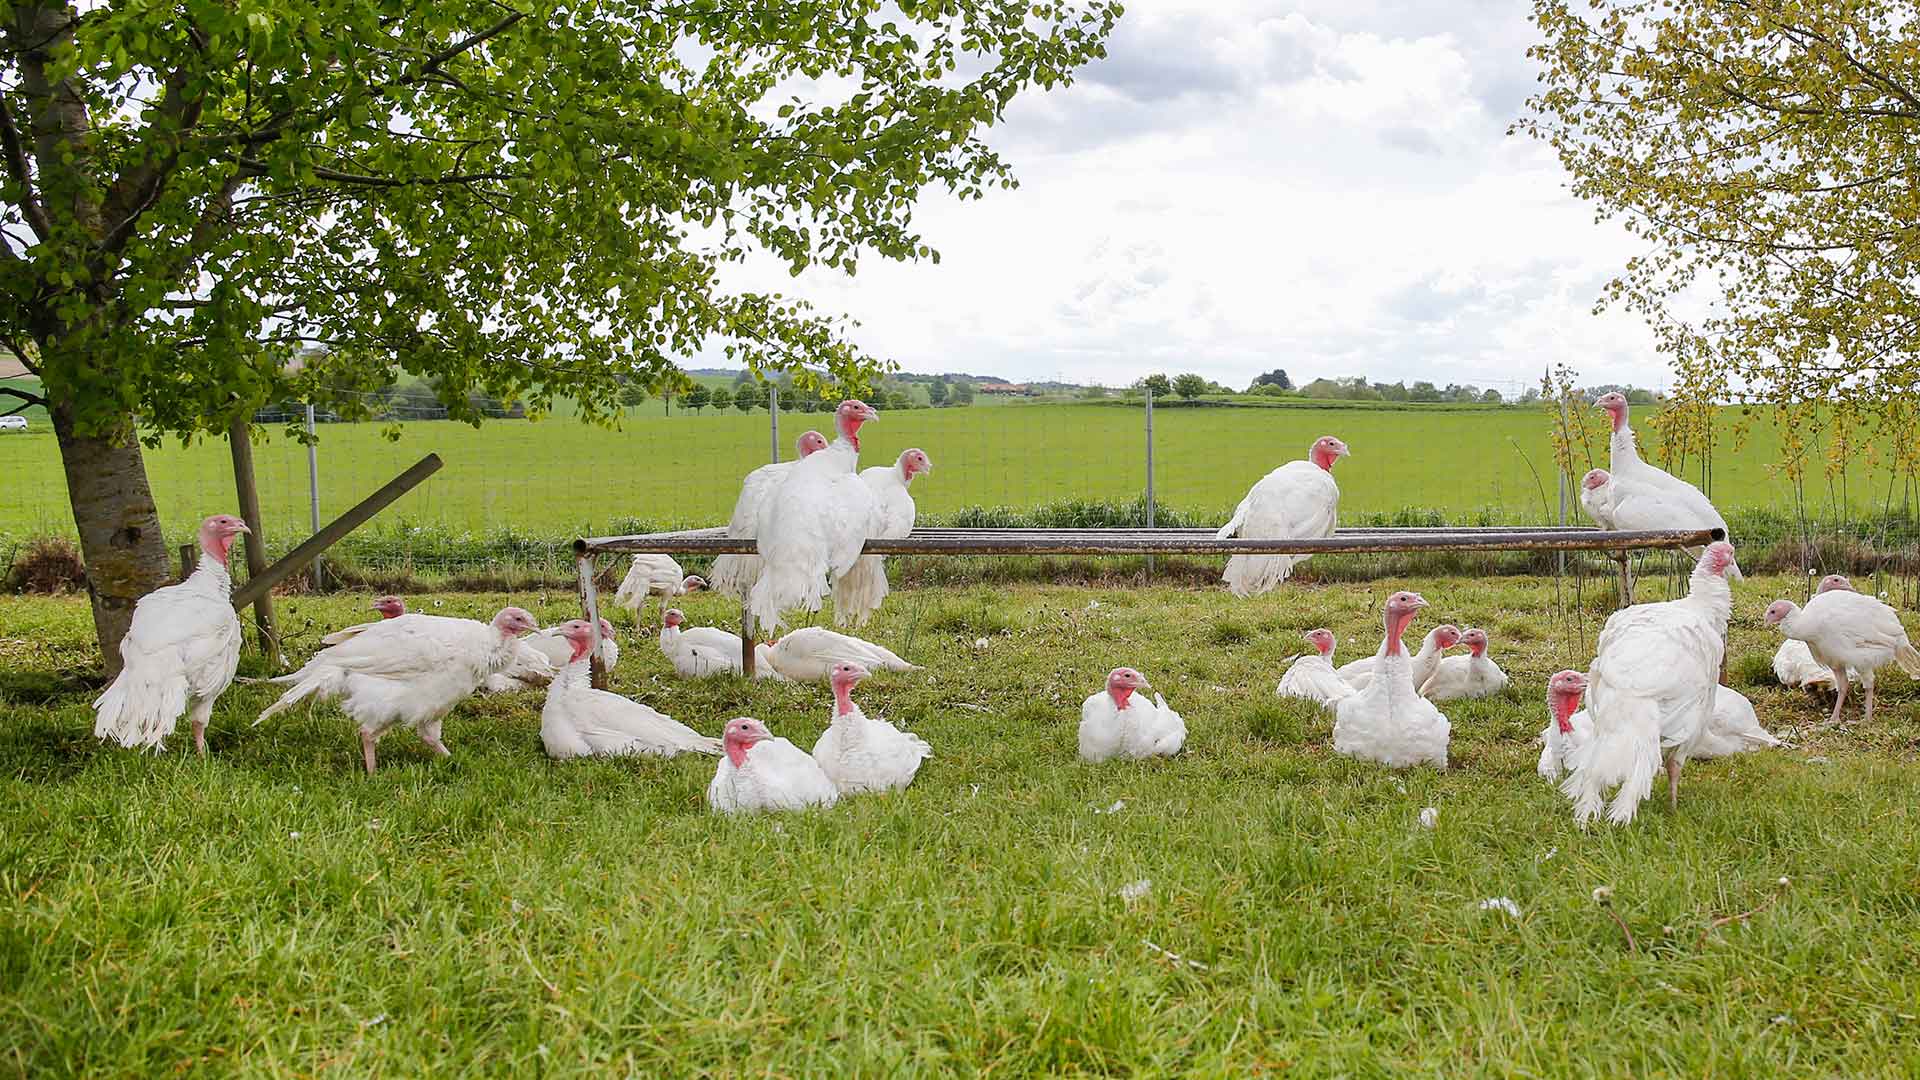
[255,606,538,773]
[92,514,250,754]
[1765,588,1920,726]
[1418,628,1510,701]
[1079,667,1187,763]
[1276,629,1356,707]
[1215,435,1347,596]
[707,718,841,813]
[708,430,831,601]
[540,620,722,760]
[810,662,932,793]
[1333,591,1451,769]
[747,400,880,635]
[1562,542,1739,825]
[832,448,931,628]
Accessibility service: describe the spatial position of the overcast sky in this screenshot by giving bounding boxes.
[717,0,1671,394]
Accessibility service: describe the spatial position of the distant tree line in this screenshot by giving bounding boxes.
[1109,368,1662,407]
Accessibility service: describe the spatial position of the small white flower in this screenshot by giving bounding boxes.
[433,599,444,607]
[1117,879,1152,902]
[367,819,382,831]
[1772,1014,1791,1025]
[510,898,526,914]
[970,784,980,798]
[288,831,301,840]
[973,637,990,649]
[1777,876,1792,887]
[291,785,302,794]
[1592,886,1614,904]
[1478,897,1521,917]
[1806,756,1832,765]
[1087,600,1102,610]
[363,1013,387,1028]
[1096,799,1126,815]
[1540,846,1559,862]
[1808,568,1818,576]
[1418,807,1439,829]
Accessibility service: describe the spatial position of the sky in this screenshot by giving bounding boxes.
[713,0,1675,395]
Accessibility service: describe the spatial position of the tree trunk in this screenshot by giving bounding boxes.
[51,398,172,677]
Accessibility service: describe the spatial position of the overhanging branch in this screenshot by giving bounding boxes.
[0,95,49,240]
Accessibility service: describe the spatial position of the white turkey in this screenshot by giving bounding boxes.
[1771,574,1858,693]
[484,616,621,693]
[1579,469,1617,529]
[1333,591,1451,769]
[1562,541,1739,825]
[92,514,251,754]
[831,448,931,627]
[660,608,756,678]
[612,553,706,630]
[747,399,880,634]
[707,430,831,600]
[1275,629,1355,707]
[1765,588,1920,726]
[1338,623,1460,692]
[539,620,722,760]
[1078,667,1186,763]
[707,717,841,813]
[810,661,931,793]
[761,625,919,682]
[1419,627,1510,701]
[1690,686,1784,759]
[1595,392,1729,556]
[1215,435,1348,596]
[254,605,538,773]
[1536,670,1591,782]
[319,595,406,646]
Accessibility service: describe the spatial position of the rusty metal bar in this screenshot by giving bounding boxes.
[230,454,444,610]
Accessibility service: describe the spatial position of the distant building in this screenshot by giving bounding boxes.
[977,381,1029,395]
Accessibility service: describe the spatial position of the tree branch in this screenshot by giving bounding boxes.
[100,46,209,256]
[226,155,519,188]
[0,95,50,240]
[0,383,47,414]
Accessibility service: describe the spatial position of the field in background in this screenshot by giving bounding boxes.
[2,401,1907,544]
[3,578,1918,1072]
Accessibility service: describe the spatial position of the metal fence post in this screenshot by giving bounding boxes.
[768,384,780,463]
[306,403,324,590]
[1144,386,1156,574]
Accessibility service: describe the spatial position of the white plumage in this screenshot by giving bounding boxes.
[1275,629,1355,707]
[254,606,538,773]
[1536,670,1591,782]
[1770,573,1859,693]
[611,554,705,620]
[1338,624,1459,692]
[747,400,880,634]
[708,430,830,600]
[92,515,251,754]
[319,595,407,647]
[658,608,775,678]
[1690,687,1784,758]
[539,620,721,759]
[761,626,919,682]
[1215,435,1347,596]
[810,662,931,793]
[1766,588,1920,726]
[1079,667,1187,762]
[1595,393,1729,554]
[483,617,620,693]
[832,448,931,627]
[1418,627,1509,701]
[1578,469,1617,529]
[1561,542,1738,826]
[1333,591,1450,769]
[707,717,841,813]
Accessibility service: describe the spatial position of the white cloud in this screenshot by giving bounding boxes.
[710,1,1671,393]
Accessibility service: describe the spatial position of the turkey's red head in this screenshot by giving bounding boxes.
[1434,624,1462,650]
[796,430,830,458]
[1106,666,1148,708]
[198,514,250,564]
[682,575,708,593]
[1595,392,1628,432]
[1309,436,1350,472]
[900,448,932,482]
[830,661,869,716]
[1582,468,1610,491]
[558,618,597,662]
[1699,541,1739,579]
[1384,592,1427,655]
[1547,670,1587,733]
[1763,599,1797,626]
[722,717,772,767]
[1304,628,1336,657]
[372,595,406,619]
[836,399,878,450]
[493,607,538,637]
[662,608,686,630]
[1817,574,1854,594]
[1460,627,1489,657]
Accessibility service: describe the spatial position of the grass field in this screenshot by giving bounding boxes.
[4,575,1920,1074]
[0,399,1908,554]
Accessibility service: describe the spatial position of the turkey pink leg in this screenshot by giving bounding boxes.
[191,719,207,756]
[360,730,379,775]
[1864,682,1876,726]
[417,718,451,758]
[1666,757,1681,812]
[1829,678,1848,726]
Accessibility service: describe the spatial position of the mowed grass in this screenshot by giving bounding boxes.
[4,575,1920,1074]
[0,401,1905,544]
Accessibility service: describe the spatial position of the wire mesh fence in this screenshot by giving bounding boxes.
[3,381,1917,590]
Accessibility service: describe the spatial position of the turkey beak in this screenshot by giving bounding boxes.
[234,522,251,535]
[1728,558,1745,582]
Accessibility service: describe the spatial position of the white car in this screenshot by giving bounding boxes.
[0,416,26,431]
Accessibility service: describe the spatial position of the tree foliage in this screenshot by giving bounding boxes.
[1171,372,1206,400]
[1521,0,1920,482]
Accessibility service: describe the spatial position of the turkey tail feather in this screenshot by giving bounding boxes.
[708,554,761,601]
[1560,697,1660,826]
[1221,554,1303,597]
[252,671,336,726]
[1896,643,1920,678]
[747,561,825,636]
[92,667,189,751]
[831,556,888,627]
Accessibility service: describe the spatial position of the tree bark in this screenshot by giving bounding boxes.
[51,397,172,677]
